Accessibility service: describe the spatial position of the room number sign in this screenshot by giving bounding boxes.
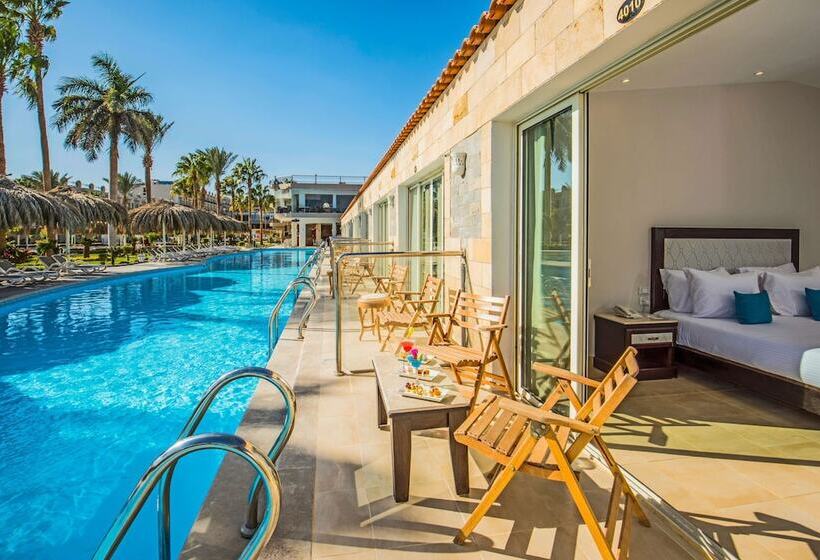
[616,0,644,24]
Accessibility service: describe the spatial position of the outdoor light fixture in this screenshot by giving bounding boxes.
[754,70,765,77]
[621,78,631,84]
[451,152,467,178]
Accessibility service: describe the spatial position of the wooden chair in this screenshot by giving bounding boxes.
[341,257,375,295]
[370,263,409,299]
[416,291,513,408]
[453,347,649,560]
[378,274,444,351]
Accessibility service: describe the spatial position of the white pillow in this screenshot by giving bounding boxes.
[762,267,820,316]
[685,269,760,318]
[738,263,796,273]
[660,267,728,313]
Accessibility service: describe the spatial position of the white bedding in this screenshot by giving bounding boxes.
[657,310,820,388]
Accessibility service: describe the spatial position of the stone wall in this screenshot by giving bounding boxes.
[343,0,719,297]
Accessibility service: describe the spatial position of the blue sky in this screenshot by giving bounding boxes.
[5,0,489,185]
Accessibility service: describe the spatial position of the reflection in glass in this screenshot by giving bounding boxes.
[407,176,442,288]
[522,108,573,400]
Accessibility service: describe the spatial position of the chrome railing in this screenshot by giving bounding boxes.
[297,241,327,281]
[268,276,317,350]
[93,433,281,560]
[158,368,297,555]
[334,249,472,375]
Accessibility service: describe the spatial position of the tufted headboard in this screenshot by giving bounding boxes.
[650,227,799,312]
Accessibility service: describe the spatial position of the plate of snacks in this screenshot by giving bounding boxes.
[399,364,445,383]
[402,381,449,403]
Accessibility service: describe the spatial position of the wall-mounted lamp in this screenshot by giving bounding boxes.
[451,152,467,178]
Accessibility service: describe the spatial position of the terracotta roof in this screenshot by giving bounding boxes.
[342,0,517,219]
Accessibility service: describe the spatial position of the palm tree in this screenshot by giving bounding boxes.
[257,188,276,244]
[223,174,239,217]
[0,16,24,177]
[52,53,153,203]
[103,172,139,206]
[130,112,172,203]
[197,147,235,215]
[17,168,70,189]
[232,157,265,239]
[1,0,69,191]
[172,152,209,208]
[229,185,246,217]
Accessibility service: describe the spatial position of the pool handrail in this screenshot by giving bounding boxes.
[93,433,281,560]
[156,367,296,554]
[268,275,317,350]
[297,241,327,281]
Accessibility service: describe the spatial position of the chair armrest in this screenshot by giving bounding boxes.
[478,324,507,332]
[395,290,421,296]
[426,313,451,319]
[497,399,600,435]
[532,362,600,388]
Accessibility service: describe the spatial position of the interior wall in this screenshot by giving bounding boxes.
[588,81,820,320]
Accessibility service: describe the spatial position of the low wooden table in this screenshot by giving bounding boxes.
[372,355,470,502]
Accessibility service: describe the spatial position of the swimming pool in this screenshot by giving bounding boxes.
[0,249,312,559]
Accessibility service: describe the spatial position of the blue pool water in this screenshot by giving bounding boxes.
[0,249,311,559]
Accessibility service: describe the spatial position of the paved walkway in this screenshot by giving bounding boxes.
[182,279,698,560]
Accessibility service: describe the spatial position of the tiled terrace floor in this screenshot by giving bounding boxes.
[184,286,697,560]
[602,366,820,560]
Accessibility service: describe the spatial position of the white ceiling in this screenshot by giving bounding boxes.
[596,0,820,92]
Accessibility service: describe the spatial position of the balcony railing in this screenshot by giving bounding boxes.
[291,207,344,214]
[275,175,367,186]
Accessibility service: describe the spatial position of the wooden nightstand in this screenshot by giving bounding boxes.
[593,313,678,380]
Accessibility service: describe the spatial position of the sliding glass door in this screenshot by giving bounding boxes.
[407,176,442,286]
[520,98,586,401]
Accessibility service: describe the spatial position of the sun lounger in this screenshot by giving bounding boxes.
[0,273,32,287]
[0,259,58,282]
[53,255,106,274]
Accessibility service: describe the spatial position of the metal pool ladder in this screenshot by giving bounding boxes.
[268,276,318,351]
[267,245,326,352]
[94,367,297,560]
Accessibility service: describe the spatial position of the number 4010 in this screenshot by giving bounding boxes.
[617,0,645,24]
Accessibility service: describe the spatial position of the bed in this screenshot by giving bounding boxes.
[650,227,820,413]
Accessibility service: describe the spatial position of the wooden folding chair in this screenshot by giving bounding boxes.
[370,262,408,295]
[453,347,649,560]
[368,263,409,302]
[343,257,375,295]
[378,274,444,351]
[416,291,514,408]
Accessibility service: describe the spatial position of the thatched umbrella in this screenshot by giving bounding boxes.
[219,215,247,232]
[214,214,247,244]
[0,178,82,250]
[48,185,127,255]
[130,200,215,256]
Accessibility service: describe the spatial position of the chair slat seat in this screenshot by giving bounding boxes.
[415,343,489,366]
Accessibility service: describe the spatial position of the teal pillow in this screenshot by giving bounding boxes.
[807,288,820,321]
[734,291,772,324]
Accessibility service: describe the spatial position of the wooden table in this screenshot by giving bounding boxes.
[372,355,471,502]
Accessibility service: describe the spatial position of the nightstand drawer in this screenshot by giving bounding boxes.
[631,332,673,345]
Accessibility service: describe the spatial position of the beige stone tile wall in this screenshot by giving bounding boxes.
[342,0,676,293]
